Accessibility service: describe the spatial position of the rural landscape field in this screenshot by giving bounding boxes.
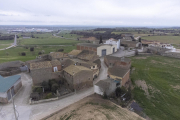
[131,55,180,120]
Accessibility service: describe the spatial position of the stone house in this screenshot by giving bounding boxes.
[49,52,68,60]
[77,43,117,57]
[68,49,82,58]
[30,60,62,85]
[104,55,131,69]
[63,65,93,91]
[122,36,133,41]
[108,67,130,87]
[121,41,141,48]
[94,78,119,96]
[0,75,22,103]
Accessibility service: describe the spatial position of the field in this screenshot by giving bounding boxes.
[142,36,180,44]
[0,40,13,49]
[0,46,76,63]
[131,55,180,120]
[57,31,82,39]
[45,94,144,120]
[18,37,81,45]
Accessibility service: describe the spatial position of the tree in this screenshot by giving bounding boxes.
[99,35,103,44]
[38,51,42,55]
[115,87,121,97]
[21,52,26,56]
[51,83,59,93]
[30,47,34,51]
[6,52,9,56]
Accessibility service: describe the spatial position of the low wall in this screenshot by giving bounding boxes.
[29,92,75,105]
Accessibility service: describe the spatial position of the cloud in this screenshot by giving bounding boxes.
[0,0,180,26]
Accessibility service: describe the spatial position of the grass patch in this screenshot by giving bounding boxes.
[131,55,180,120]
[18,37,81,45]
[0,46,76,63]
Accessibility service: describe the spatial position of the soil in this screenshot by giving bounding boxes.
[44,94,145,120]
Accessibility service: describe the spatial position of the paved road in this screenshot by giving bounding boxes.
[0,58,108,120]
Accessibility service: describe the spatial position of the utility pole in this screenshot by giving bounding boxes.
[10,89,18,120]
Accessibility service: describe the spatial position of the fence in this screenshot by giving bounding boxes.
[29,92,75,105]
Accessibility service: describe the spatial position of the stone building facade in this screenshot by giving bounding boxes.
[63,65,93,91]
[104,55,131,69]
[108,67,130,87]
[30,60,62,85]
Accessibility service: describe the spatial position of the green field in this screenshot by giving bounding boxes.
[142,36,180,44]
[18,37,81,45]
[131,55,180,120]
[0,46,76,63]
[0,40,13,49]
[57,31,82,39]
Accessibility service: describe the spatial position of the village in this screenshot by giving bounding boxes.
[1,30,180,120]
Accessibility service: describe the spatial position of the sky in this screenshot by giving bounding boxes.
[0,0,180,26]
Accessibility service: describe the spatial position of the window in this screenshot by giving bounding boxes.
[53,67,58,72]
[93,66,95,68]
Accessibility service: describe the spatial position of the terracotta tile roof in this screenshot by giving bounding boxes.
[63,65,92,76]
[108,67,130,78]
[49,52,68,59]
[30,61,52,70]
[50,60,61,66]
[68,50,82,56]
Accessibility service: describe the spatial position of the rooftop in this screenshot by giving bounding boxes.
[30,61,52,70]
[50,60,61,66]
[68,49,82,56]
[77,43,112,48]
[63,65,92,76]
[108,67,130,78]
[95,78,117,90]
[49,52,68,59]
[0,75,21,92]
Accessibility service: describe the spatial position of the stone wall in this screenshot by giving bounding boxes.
[31,68,52,85]
[121,70,130,86]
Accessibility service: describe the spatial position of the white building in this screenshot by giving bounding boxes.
[104,38,120,49]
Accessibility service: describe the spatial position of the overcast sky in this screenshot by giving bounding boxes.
[0,0,180,26]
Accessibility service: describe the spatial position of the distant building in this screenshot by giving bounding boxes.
[49,52,68,60]
[94,78,119,96]
[29,60,61,85]
[122,36,133,41]
[104,55,131,69]
[108,67,130,87]
[121,41,141,48]
[63,65,93,91]
[77,43,117,57]
[0,75,22,103]
[120,33,134,37]
[104,38,120,49]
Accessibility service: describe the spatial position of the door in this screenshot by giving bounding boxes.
[11,87,15,97]
[113,47,115,53]
[102,49,106,56]
[7,90,11,101]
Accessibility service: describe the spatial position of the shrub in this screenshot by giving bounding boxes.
[21,52,26,56]
[51,83,59,93]
[41,81,50,91]
[58,49,64,52]
[34,87,43,93]
[115,87,121,97]
[30,47,34,51]
[38,51,42,55]
[45,93,52,99]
